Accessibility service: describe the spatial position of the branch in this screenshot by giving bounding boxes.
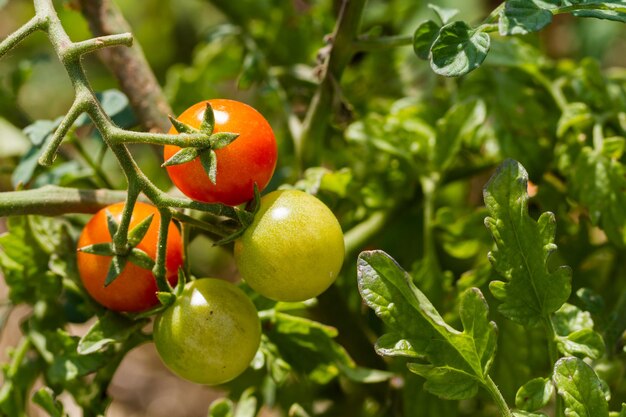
[0,186,128,217]
[297,0,366,168]
[0,15,47,59]
[77,0,173,132]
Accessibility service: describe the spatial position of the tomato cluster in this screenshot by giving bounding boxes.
[76,100,344,386]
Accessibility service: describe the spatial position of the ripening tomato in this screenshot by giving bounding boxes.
[76,202,182,312]
[164,99,278,206]
[153,278,261,385]
[234,190,345,302]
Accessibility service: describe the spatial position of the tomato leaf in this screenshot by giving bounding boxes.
[168,115,198,134]
[484,159,572,326]
[429,21,490,77]
[357,250,497,400]
[413,20,440,60]
[32,387,65,417]
[499,0,554,35]
[553,357,609,417]
[162,146,201,167]
[566,2,626,23]
[428,4,459,25]
[552,303,605,359]
[210,132,240,150]
[77,311,148,355]
[127,213,154,247]
[77,242,114,256]
[515,377,554,412]
[104,255,127,287]
[199,102,216,135]
[200,149,218,184]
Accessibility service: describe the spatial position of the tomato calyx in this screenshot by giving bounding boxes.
[213,184,262,246]
[130,268,188,320]
[77,209,157,287]
[163,103,240,185]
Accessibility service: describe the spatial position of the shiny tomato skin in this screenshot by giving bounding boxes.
[164,99,277,206]
[153,278,261,385]
[234,190,345,302]
[76,202,182,312]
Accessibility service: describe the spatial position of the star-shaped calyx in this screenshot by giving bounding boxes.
[162,103,240,184]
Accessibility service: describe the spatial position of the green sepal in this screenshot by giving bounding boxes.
[104,255,128,287]
[77,242,114,256]
[156,291,176,306]
[200,149,218,184]
[127,213,154,247]
[200,102,215,135]
[168,115,198,134]
[162,146,201,167]
[210,132,240,150]
[105,210,118,238]
[127,248,155,270]
[174,268,187,297]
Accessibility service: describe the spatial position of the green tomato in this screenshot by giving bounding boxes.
[153,278,261,385]
[234,189,345,302]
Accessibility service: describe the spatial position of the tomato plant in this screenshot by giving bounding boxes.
[153,278,261,385]
[234,189,345,302]
[76,202,182,312]
[163,99,277,206]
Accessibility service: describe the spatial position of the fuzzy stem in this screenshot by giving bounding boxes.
[0,15,47,59]
[153,208,173,292]
[484,376,513,417]
[39,96,89,166]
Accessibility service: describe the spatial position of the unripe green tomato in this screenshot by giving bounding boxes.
[234,189,345,302]
[153,278,261,385]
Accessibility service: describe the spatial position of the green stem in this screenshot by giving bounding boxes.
[555,4,626,15]
[484,376,513,417]
[64,33,133,60]
[39,96,90,166]
[543,317,564,417]
[109,127,212,147]
[343,210,389,255]
[0,186,128,217]
[297,0,366,168]
[0,15,47,59]
[111,180,139,254]
[153,208,173,292]
[484,2,505,25]
[421,175,438,265]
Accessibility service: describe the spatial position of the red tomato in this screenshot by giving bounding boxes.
[76,202,183,312]
[164,99,278,206]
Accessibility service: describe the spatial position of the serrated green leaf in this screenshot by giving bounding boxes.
[515,377,554,412]
[208,398,234,417]
[78,311,148,355]
[499,0,554,35]
[430,21,490,77]
[127,248,155,270]
[104,255,127,287]
[210,132,239,150]
[554,357,609,417]
[428,4,459,24]
[200,149,218,184]
[552,303,605,359]
[569,147,626,246]
[484,159,572,326]
[357,250,497,400]
[200,102,215,135]
[127,213,154,247]
[162,146,201,167]
[77,242,115,256]
[557,102,593,138]
[434,98,486,172]
[168,115,198,134]
[32,387,65,417]
[413,20,440,60]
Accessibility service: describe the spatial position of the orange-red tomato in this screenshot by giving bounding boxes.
[76,202,183,312]
[164,99,277,206]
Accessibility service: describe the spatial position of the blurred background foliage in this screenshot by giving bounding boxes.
[2,0,626,416]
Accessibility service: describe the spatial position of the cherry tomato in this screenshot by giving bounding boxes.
[164,99,278,206]
[234,190,345,302]
[153,278,261,385]
[76,202,182,312]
